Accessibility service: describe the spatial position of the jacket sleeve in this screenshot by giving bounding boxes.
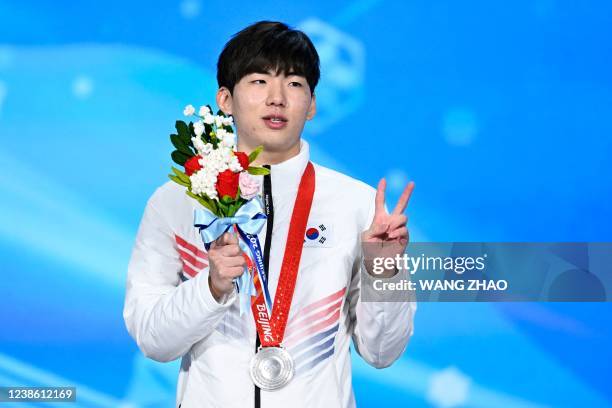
[347,195,416,369]
[123,189,236,362]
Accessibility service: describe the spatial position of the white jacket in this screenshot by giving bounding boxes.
[123,140,416,408]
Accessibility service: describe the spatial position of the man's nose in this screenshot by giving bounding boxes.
[265,82,286,107]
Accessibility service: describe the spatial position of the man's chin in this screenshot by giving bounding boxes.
[259,137,300,152]
[237,132,300,153]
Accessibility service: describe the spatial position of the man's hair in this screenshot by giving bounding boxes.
[217,21,320,95]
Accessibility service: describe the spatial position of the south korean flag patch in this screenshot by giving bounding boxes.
[303,222,334,248]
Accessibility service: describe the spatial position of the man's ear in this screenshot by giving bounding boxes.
[306,93,317,120]
[216,87,233,115]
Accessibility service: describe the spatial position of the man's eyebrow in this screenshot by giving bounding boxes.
[246,69,271,75]
[285,71,305,78]
[246,69,304,77]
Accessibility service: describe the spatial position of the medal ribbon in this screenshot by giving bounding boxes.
[251,162,315,347]
[235,227,273,314]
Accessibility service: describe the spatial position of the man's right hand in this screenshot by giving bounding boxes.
[207,232,246,302]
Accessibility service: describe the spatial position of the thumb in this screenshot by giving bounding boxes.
[219,232,238,246]
[226,232,239,245]
[215,232,231,247]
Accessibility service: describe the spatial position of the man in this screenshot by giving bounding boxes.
[124,21,415,408]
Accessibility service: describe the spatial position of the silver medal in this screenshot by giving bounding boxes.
[249,347,294,391]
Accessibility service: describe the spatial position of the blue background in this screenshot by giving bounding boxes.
[1,0,611,407]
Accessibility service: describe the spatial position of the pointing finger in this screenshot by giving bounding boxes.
[392,181,415,215]
[375,178,387,216]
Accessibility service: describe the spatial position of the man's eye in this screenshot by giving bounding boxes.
[252,79,266,84]
[289,81,303,87]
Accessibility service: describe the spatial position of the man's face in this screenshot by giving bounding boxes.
[217,70,316,155]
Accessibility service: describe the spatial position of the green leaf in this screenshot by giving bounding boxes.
[186,123,196,146]
[175,120,190,139]
[186,191,217,214]
[171,167,190,183]
[201,194,219,214]
[191,190,219,212]
[248,145,264,163]
[211,199,220,214]
[171,134,193,156]
[204,123,214,142]
[227,204,237,217]
[227,196,245,217]
[247,166,270,176]
[169,174,190,187]
[217,199,230,217]
[171,150,190,166]
[216,109,224,117]
[184,122,194,141]
[210,133,219,149]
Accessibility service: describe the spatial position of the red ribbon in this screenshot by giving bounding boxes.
[250,162,315,347]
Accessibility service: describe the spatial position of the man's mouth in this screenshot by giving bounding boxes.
[262,114,288,129]
[262,115,288,122]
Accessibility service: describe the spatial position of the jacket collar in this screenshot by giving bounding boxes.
[268,139,310,195]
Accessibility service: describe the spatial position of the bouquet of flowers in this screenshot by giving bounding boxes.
[168,104,272,314]
[168,104,269,215]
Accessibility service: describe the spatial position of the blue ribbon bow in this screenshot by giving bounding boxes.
[194,197,268,315]
[194,197,267,247]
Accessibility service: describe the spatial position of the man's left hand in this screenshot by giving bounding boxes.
[361,178,415,276]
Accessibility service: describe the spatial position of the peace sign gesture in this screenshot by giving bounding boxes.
[361,179,415,275]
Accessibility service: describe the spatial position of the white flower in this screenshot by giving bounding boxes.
[189,165,219,200]
[201,148,230,175]
[216,128,228,140]
[217,161,229,172]
[222,116,234,126]
[203,114,214,125]
[221,133,236,148]
[201,143,213,155]
[206,190,218,200]
[192,137,201,148]
[214,115,224,128]
[191,137,210,155]
[219,146,233,161]
[183,104,195,116]
[228,155,243,172]
[193,121,205,137]
[198,105,211,117]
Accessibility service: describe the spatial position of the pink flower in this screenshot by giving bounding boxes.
[239,172,261,200]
